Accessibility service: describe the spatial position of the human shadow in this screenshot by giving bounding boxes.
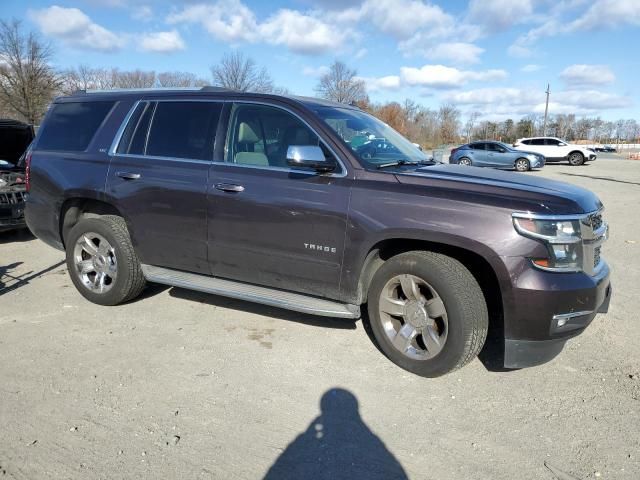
[0,260,64,296]
[264,388,408,480]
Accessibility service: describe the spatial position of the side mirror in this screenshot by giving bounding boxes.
[286,145,336,172]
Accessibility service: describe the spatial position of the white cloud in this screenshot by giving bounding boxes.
[467,0,534,31]
[132,5,153,22]
[357,75,402,92]
[167,1,258,43]
[400,65,507,89]
[569,0,640,31]
[259,9,348,55]
[168,0,350,55]
[139,30,185,53]
[302,65,330,77]
[444,86,630,117]
[560,64,615,86]
[408,42,484,65]
[363,0,454,39]
[354,48,368,59]
[509,0,640,58]
[521,64,543,72]
[29,6,124,52]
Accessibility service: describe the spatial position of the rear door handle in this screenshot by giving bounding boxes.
[117,171,141,180]
[215,183,244,193]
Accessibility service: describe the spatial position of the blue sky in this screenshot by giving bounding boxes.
[2,0,639,121]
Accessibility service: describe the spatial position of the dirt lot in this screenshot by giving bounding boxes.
[1,158,639,480]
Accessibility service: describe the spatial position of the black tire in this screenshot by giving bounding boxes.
[568,152,584,166]
[458,157,472,166]
[366,251,488,377]
[65,215,146,306]
[515,158,530,172]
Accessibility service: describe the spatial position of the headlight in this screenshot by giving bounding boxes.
[513,215,583,271]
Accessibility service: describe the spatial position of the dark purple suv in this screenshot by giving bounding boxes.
[25,88,611,377]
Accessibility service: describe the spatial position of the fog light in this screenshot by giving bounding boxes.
[557,318,568,327]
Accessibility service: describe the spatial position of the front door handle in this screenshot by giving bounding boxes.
[215,183,244,193]
[117,171,141,180]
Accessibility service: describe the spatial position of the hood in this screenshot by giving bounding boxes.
[0,119,34,167]
[511,148,543,158]
[395,164,601,215]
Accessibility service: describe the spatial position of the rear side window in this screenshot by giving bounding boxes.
[470,143,485,150]
[117,102,155,155]
[146,102,221,160]
[38,101,115,152]
[116,101,222,160]
[530,139,545,145]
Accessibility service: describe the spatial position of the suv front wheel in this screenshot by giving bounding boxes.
[568,152,585,166]
[366,251,488,377]
[65,215,146,306]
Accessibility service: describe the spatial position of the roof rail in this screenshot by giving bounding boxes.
[82,87,204,94]
[72,86,237,94]
[200,86,236,92]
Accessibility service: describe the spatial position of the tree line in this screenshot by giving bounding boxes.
[0,20,637,148]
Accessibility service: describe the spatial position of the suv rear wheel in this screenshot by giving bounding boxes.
[366,251,488,377]
[458,157,472,166]
[65,215,146,306]
[568,152,584,166]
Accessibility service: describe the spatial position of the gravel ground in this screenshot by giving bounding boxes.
[1,157,639,480]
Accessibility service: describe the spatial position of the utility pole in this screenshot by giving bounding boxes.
[542,83,550,136]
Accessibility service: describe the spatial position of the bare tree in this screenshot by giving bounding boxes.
[464,111,480,142]
[60,65,114,94]
[116,69,156,89]
[0,20,59,124]
[211,52,275,93]
[438,103,461,144]
[315,61,367,104]
[157,71,208,88]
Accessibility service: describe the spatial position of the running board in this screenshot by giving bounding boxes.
[141,265,361,319]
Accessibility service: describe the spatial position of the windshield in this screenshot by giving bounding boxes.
[313,106,431,168]
[496,142,513,151]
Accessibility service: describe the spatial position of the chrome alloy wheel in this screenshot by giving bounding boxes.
[378,274,448,360]
[515,158,530,172]
[73,232,117,293]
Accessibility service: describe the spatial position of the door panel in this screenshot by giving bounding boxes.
[106,100,222,274]
[207,102,351,300]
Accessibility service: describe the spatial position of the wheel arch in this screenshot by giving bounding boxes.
[354,237,505,336]
[59,198,124,248]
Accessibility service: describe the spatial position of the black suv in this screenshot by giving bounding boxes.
[25,88,611,377]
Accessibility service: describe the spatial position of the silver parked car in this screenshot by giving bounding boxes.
[449,141,545,172]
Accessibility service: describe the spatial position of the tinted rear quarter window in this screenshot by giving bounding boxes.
[37,101,115,151]
[145,102,221,160]
[117,102,155,155]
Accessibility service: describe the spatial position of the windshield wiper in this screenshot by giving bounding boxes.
[376,159,436,169]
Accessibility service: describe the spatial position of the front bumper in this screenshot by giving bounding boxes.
[588,153,597,161]
[0,192,26,232]
[501,257,611,368]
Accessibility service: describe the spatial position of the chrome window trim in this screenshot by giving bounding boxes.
[108,98,349,178]
[108,100,142,156]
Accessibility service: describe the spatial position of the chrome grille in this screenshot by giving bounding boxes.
[0,191,25,205]
[581,209,606,275]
